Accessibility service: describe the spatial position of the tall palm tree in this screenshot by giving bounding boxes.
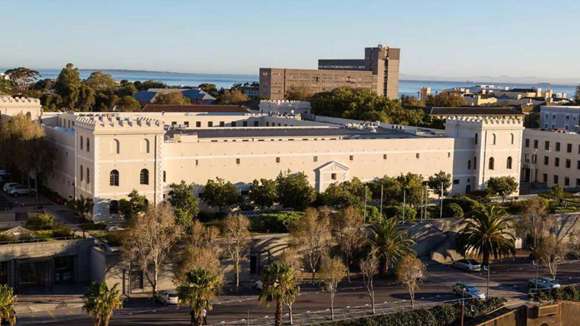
[177,268,221,326]
[369,218,414,274]
[457,205,515,297]
[259,261,300,326]
[0,284,16,326]
[83,282,123,326]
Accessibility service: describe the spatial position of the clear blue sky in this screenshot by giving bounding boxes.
[1,0,579,82]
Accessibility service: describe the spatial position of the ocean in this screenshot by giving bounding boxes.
[28,69,579,99]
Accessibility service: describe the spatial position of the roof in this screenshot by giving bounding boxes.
[142,104,249,113]
[430,107,523,116]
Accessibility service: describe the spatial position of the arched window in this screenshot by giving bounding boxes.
[112,139,120,154]
[507,156,513,169]
[474,133,478,145]
[143,139,150,154]
[467,160,471,170]
[140,169,149,185]
[492,133,497,145]
[86,138,90,152]
[510,133,515,145]
[110,170,119,186]
[80,136,84,150]
[489,157,495,170]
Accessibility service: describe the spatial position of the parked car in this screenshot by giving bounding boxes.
[7,185,33,197]
[453,282,486,300]
[452,259,482,272]
[528,277,561,290]
[158,290,179,305]
[2,182,20,193]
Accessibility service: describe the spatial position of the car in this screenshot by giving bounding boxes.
[452,282,486,300]
[452,259,482,272]
[7,185,33,197]
[158,290,179,305]
[528,277,561,290]
[2,182,18,193]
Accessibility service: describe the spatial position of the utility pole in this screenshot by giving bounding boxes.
[439,182,444,219]
[379,184,384,217]
[460,288,466,326]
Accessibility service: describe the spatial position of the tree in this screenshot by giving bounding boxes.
[201,178,240,212]
[427,171,451,198]
[332,206,365,281]
[548,185,566,206]
[168,181,200,228]
[259,261,300,326]
[175,220,221,282]
[0,284,16,326]
[396,173,425,207]
[486,177,518,201]
[319,256,347,320]
[55,63,82,109]
[119,190,148,221]
[198,83,219,98]
[77,84,96,111]
[217,89,248,104]
[276,171,315,210]
[396,255,426,308]
[222,213,251,290]
[360,252,379,314]
[425,92,465,107]
[85,71,116,91]
[457,205,515,297]
[155,91,191,105]
[320,178,371,209]
[533,235,564,280]
[248,178,278,209]
[289,208,332,282]
[369,218,414,274]
[285,86,313,101]
[123,203,183,296]
[82,282,123,326]
[4,67,39,93]
[177,268,221,326]
[115,96,141,112]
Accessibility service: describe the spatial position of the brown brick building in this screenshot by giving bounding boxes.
[259,45,400,100]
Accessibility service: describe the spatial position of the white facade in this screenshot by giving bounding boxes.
[39,109,524,221]
[0,96,42,120]
[540,105,580,132]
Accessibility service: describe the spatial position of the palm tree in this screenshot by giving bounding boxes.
[83,282,123,326]
[0,284,16,326]
[259,261,300,326]
[177,268,221,326]
[369,218,414,274]
[457,205,515,297]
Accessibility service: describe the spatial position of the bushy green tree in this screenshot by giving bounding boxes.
[83,282,123,326]
[425,92,466,107]
[85,71,116,91]
[4,67,39,93]
[370,218,414,274]
[0,284,16,326]
[320,178,370,208]
[55,63,82,109]
[486,176,518,201]
[119,190,148,221]
[154,91,191,105]
[427,171,452,198]
[115,96,141,112]
[276,172,315,210]
[248,178,278,209]
[177,268,222,326]
[259,261,299,326]
[201,178,240,212]
[168,181,200,228]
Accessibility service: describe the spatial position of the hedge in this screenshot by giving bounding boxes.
[327,297,506,326]
[531,284,580,303]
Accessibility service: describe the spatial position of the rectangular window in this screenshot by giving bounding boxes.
[208,121,213,127]
[383,154,387,160]
[276,157,280,163]
[231,122,237,127]
[567,143,572,153]
[184,121,189,127]
[565,177,570,186]
[577,178,580,187]
[543,173,548,183]
[220,121,225,127]
[243,121,248,127]
[416,153,420,159]
[195,160,199,166]
[331,173,337,180]
[196,121,201,127]
[556,142,561,152]
[86,168,90,184]
[566,159,571,168]
[453,179,460,185]
[236,158,240,165]
[80,165,83,182]
[555,157,560,167]
[349,155,354,161]
[545,141,550,150]
[86,139,90,152]
[554,175,559,184]
[254,121,259,127]
[80,136,83,150]
[533,140,538,149]
[544,156,549,165]
[525,138,530,148]
[172,121,177,127]
[313,156,318,162]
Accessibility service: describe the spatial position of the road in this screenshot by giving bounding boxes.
[17,260,580,325]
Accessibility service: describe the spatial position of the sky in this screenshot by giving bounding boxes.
[1,0,579,83]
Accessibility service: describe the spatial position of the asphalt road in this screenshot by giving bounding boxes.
[18,260,580,325]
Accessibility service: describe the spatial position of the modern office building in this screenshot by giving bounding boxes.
[32,105,524,220]
[259,45,400,100]
[521,128,580,190]
[540,105,580,132]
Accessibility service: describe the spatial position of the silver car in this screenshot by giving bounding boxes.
[8,185,33,196]
[528,277,561,290]
[453,282,486,300]
[158,290,179,305]
[452,259,482,272]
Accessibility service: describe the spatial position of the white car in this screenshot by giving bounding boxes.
[453,283,486,300]
[158,290,179,305]
[2,182,18,193]
[452,259,482,272]
[8,185,33,196]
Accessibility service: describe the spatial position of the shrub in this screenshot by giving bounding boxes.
[384,205,416,221]
[249,211,302,233]
[532,284,580,302]
[25,212,56,230]
[52,224,73,238]
[445,203,464,218]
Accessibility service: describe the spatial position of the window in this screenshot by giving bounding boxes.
[383,154,387,160]
[473,156,477,169]
[243,121,248,127]
[474,133,478,145]
[525,138,530,148]
[110,170,119,186]
[140,169,149,185]
[488,157,495,170]
[313,156,318,162]
[577,179,580,187]
[163,171,166,183]
[577,160,580,169]
[349,155,354,161]
[510,133,514,145]
[545,141,550,150]
[543,174,547,183]
[219,121,225,127]
[112,139,120,154]
[254,121,259,127]
[184,121,189,127]
[544,156,549,165]
[507,157,512,169]
[556,142,561,152]
[565,177,570,187]
[555,158,560,167]
[86,168,90,184]
[236,158,240,165]
[196,121,201,128]
[276,157,280,163]
[331,173,337,180]
[231,122,237,127]
[492,133,497,145]
[467,160,471,170]
[453,179,460,185]
[143,139,150,153]
[171,121,177,127]
[80,164,83,182]
[208,121,213,127]
[567,143,573,153]
[80,136,84,150]
[416,153,420,159]
[554,175,559,184]
[86,138,90,152]
[566,159,571,168]
[534,140,538,149]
